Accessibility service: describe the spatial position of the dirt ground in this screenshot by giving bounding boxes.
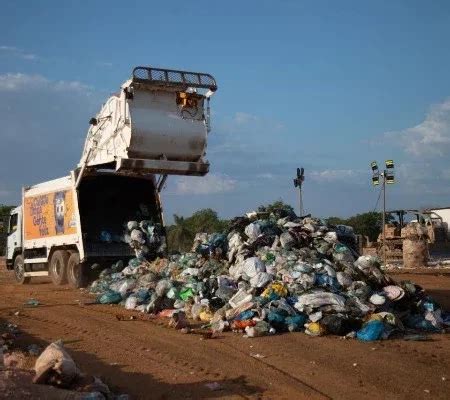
[0,262,449,400]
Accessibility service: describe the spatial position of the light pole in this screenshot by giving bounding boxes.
[294,167,305,217]
[371,160,395,266]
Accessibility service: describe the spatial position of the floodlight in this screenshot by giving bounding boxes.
[371,161,379,173]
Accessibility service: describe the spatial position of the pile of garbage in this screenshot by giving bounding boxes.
[90,210,449,341]
[100,220,166,260]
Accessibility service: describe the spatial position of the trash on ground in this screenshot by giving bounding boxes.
[250,353,266,359]
[26,299,40,307]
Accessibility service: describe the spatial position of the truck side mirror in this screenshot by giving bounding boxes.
[89,117,98,126]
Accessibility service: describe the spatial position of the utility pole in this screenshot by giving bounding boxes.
[371,160,395,266]
[293,167,305,217]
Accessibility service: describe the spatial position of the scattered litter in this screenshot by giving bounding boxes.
[87,209,447,342]
[25,299,40,307]
[250,353,266,359]
[34,340,80,387]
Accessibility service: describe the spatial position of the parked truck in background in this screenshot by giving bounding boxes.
[5,66,218,287]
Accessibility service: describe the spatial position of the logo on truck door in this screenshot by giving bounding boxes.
[24,190,77,240]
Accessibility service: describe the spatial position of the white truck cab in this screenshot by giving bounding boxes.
[6,206,23,275]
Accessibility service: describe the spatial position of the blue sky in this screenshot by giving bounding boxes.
[1,1,450,222]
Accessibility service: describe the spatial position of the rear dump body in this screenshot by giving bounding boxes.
[18,171,163,284]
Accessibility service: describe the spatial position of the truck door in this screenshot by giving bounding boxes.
[6,210,21,262]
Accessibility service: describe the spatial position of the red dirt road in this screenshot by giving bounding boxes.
[0,267,449,400]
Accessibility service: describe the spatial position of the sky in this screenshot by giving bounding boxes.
[1,0,450,222]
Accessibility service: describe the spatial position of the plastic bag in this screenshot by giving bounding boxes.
[155,279,173,297]
[98,290,122,304]
[34,341,80,386]
[285,314,307,332]
[305,322,325,336]
[245,222,262,240]
[179,287,194,301]
[356,320,384,341]
[245,321,270,337]
[130,229,146,244]
[229,289,253,309]
[241,257,266,280]
[280,231,295,249]
[295,291,346,312]
[250,272,272,288]
[127,221,139,231]
[125,296,138,310]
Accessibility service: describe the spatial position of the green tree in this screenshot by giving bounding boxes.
[0,204,14,227]
[346,212,383,241]
[166,215,194,252]
[325,212,383,241]
[258,200,295,215]
[187,208,228,233]
[166,208,229,252]
[324,216,347,226]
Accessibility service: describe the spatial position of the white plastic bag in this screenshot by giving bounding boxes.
[250,272,272,288]
[245,222,262,240]
[241,257,266,280]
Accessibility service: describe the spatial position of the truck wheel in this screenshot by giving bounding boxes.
[67,252,86,288]
[49,250,69,285]
[14,255,30,284]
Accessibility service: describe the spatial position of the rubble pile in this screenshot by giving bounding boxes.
[90,210,449,341]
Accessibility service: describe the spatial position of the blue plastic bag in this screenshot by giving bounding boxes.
[285,314,307,332]
[235,310,255,321]
[356,320,384,341]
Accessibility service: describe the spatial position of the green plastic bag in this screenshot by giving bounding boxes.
[179,287,194,301]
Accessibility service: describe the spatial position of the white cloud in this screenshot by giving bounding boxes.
[0,45,38,61]
[257,173,276,179]
[310,169,362,182]
[0,73,102,204]
[233,111,259,125]
[384,99,450,156]
[0,73,91,93]
[173,174,237,195]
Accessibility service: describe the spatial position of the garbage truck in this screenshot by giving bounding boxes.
[5,66,218,287]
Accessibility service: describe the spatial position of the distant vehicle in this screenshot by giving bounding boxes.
[6,66,218,287]
[361,209,450,264]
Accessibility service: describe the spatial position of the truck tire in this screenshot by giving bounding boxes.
[49,250,69,285]
[67,252,86,288]
[14,255,30,284]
